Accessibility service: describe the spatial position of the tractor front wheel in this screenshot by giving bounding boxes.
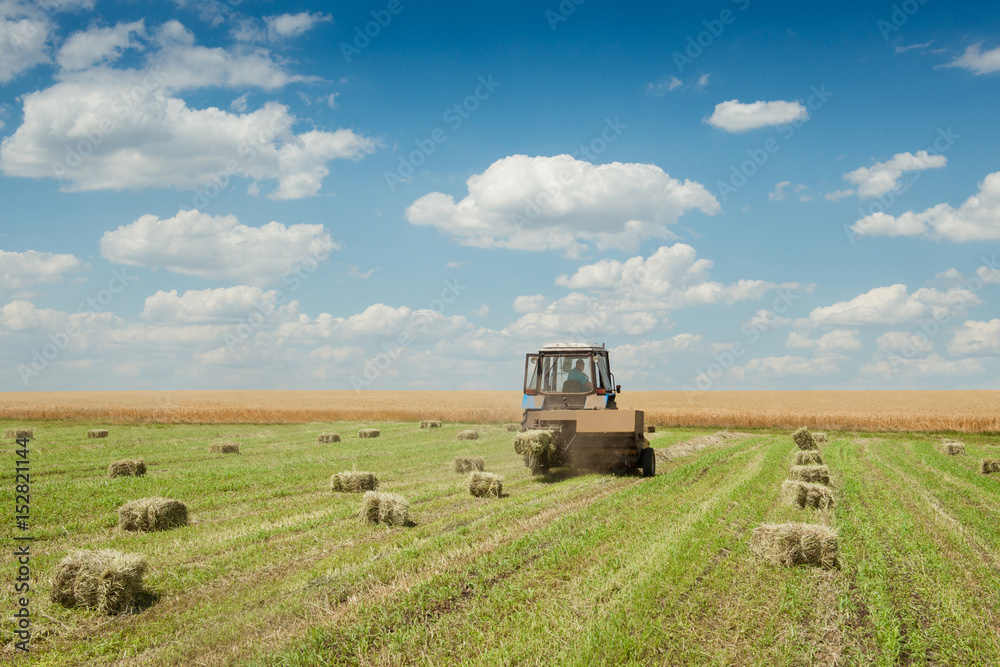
[641,447,656,477]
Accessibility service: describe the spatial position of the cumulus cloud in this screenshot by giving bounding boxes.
[825,189,854,201]
[265,12,331,40]
[843,151,946,199]
[56,20,146,71]
[948,319,1000,357]
[505,293,660,338]
[704,99,808,132]
[806,284,980,327]
[730,355,842,378]
[0,1,51,82]
[142,286,299,323]
[513,294,550,314]
[0,249,87,296]
[860,353,984,377]
[786,329,862,354]
[876,331,935,356]
[646,76,681,95]
[100,210,340,286]
[405,155,719,257]
[851,172,1000,242]
[275,303,474,342]
[943,43,1000,75]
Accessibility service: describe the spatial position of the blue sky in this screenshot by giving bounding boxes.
[1,0,999,391]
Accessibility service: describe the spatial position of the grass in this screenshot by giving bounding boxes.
[1,421,998,665]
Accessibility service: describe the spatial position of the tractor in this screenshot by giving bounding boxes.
[517,343,654,477]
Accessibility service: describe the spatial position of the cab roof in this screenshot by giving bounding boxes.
[538,342,607,353]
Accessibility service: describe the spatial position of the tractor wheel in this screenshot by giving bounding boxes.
[641,447,656,477]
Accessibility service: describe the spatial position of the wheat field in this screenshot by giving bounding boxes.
[1,390,997,431]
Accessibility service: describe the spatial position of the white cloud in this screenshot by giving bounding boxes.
[265,12,331,40]
[275,303,474,342]
[142,286,299,323]
[0,249,87,296]
[505,293,660,338]
[786,329,862,354]
[876,331,935,356]
[743,309,792,333]
[100,210,340,286]
[860,353,984,378]
[807,284,980,327]
[513,294,549,313]
[825,188,855,201]
[0,2,51,83]
[843,150,946,199]
[943,43,1000,75]
[851,172,1000,242]
[731,355,842,378]
[309,345,365,364]
[704,99,808,132]
[948,319,1000,357]
[769,180,791,201]
[646,76,681,95]
[895,41,933,54]
[697,73,711,87]
[56,20,146,71]
[406,155,719,257]
[472,304,490,317]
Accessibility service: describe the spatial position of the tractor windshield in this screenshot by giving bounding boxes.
[539,354,593,394]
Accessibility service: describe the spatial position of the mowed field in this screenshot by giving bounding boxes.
[2,390,999,431]
[3,420,1000,665]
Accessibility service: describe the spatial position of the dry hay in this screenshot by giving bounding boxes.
[792,427,815,450]
[359,428,380,438]
[454,456,485,473]
[50,549,147,614]
[795,450,823,466]
[108,459,147,478]
[513,429,562,468]
[4,428,34,439]
[938,440,965,455]
[504,424,520,432]
[751,523,838,569]
[655,431,751,463]
[781,480,835,510]
[330,471,378,492]
[469,471,503,498]
[360,491,409,526]
[645,425,656,433]
[456,429,479,440]
[118,497,188,532]
[209,441,240,454]
[420,420,442,428]
[88,429,109,439]
[813,432,828,443]
[790,465,831,485]
[318,433,341,443]
[980,459,1000,475]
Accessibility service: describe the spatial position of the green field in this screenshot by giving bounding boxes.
[3,421,1000,665]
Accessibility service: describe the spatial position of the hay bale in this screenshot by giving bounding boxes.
[645,425,656,433]
[420,420,442,429]
[513,429,561,468]
[330,471,378,492]
[209,441,240,454]
[359,491,409,526]
[813,432,828,443]
[980,459,1000,475]
[751,523,838,569]
[454,456,485,473]
[456,430,479,440]
[108,459,147,478]
[791,427,815,450]
[118,498,188,532]
[469,471,503,498]
[318,433,341,443]
[359,429,380,438]
[795,450,823,465]
[938,440,965,455]
[505,424,520,432]
[50,549,147,614]
[88,429,109,439]
[790,465,831,485]
[781,480,835,510]
[4,428,34,439]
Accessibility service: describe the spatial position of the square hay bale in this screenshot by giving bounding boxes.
[318,433,341,443]
[456,429,479,440]
[4,428,34,439]
[420,420,442,429]
[938,440,965,455]
[50,549,147,614]
[751,523,838,569]
[108,459,147,478]
[454,456,485,473]
[209,441,240,454]
[505,424,520,432]
[359,429,380,438]
[88,429,109,439]
[980,459,1000,475]
[791,427,815,450]
[118,498,188,532]
[330,471,378,492]
[360,491,409,526]
[795,450,823,465]
[513,429,560,468]
[469,471,503,498]
[645,425,656,433]
[781,480,835,510]
[813,432,828,443]
[790,465,831,485]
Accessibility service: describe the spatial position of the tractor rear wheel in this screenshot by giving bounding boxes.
[641,447,656,477]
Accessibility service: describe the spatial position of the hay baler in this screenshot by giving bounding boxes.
[518,343,654,476]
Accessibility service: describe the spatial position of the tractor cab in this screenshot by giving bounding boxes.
[522,343,619,412]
